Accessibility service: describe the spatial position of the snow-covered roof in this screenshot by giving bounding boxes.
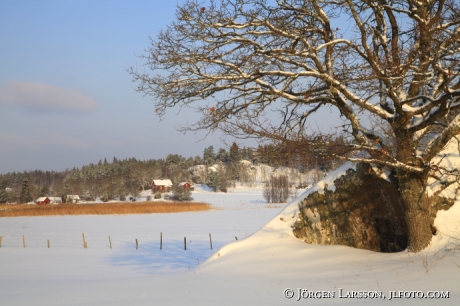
[66,195,80,200]
[36,197,61,204]
[152,179,173,186]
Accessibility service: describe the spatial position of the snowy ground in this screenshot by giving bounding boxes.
[1,184,459,305]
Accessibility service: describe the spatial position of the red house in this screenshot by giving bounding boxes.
[151,179,173,192]
[178,182,192,189]
[36,197,51,205]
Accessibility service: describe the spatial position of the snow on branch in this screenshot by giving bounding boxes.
[333,154,424,174]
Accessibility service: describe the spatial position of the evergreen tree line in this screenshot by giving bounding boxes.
[0,137,347,203]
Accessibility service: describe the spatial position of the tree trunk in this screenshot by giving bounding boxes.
[393,129,433,252]
[398,173,433,252]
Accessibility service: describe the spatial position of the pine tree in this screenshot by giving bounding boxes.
[206,171,219,192]
[228,142,240,180]
[39,185,49,197]
[0,179,9,203]
[203,146,215,165]
[229,142,239,163]
[216,148,229,163]
[20,178,33,203]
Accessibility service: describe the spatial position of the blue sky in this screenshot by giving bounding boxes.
[0,0,229,173]
[0,0,341,174]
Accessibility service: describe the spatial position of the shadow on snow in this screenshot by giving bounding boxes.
[109,239,226,274]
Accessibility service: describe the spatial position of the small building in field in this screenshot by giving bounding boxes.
[48,197,62,204]
[36,196,62,204]
[36,197,51,205]
[151,179,173,192]
[66,195,80,203]
[178,182,194,191]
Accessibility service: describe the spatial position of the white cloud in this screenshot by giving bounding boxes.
[0,81,98,112]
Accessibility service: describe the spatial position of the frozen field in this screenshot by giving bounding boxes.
[1,184,459,305]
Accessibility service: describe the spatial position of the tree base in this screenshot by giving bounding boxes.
[293,163,408,252]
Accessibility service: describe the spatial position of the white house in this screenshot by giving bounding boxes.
[49,197,62,204]
[66,195,80,203]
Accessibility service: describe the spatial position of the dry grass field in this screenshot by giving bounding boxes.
[264,204,284,209]
[0,202,212,217]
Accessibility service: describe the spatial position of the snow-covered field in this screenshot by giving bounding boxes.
[1,184,459,305]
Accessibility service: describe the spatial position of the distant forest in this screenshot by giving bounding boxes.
[0,136,348,203]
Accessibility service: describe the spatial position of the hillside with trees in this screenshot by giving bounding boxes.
[0,136,346,204]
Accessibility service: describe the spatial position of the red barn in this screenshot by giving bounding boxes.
[178,182,192,189]
[36,197,51,205]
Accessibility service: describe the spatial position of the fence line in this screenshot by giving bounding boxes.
[0,233,238,250]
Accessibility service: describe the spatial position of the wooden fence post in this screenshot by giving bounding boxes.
[82,233,87,249]
[108,236,112,249]
[160,232,162,250]
[209,233,213,250]
[184,237,186,250]
[135,239,138,250]
[47,239,50,249]
[22,235,26,248]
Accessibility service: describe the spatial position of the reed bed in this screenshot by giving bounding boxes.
[0,201,212,217]
[264,204,284,209]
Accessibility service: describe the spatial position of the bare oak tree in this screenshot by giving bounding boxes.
[130,0,460,251]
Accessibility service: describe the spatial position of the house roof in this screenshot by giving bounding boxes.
[66,195,80,199]
[152,179,173,186]
[36,197,49,202]
[178,182,191,186]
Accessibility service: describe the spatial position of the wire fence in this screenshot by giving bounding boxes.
[0,233,241,250]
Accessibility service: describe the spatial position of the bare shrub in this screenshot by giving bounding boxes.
[263,175,290,203]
